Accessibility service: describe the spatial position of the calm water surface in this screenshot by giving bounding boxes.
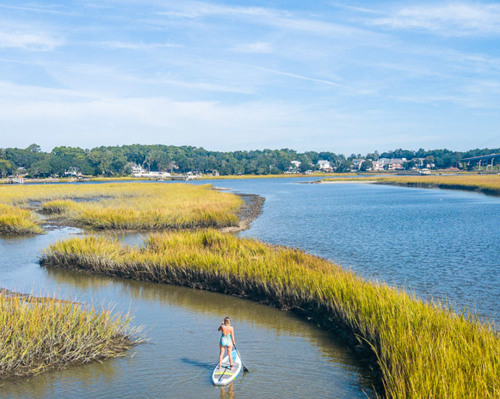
[1,177,499,398]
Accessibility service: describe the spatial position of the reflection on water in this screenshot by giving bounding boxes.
[220,383,235,399]
[0,226,375,399]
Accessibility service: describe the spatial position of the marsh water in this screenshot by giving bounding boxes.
[1,177,500,398]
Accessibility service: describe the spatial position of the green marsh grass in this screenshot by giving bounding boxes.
[42,230,500,398]
[0,183,243,233]
[0,291,137,379]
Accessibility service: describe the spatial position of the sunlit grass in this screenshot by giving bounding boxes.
[323,174,500,196]
[42,230,500,398]
[0,204,43,235]
[376,174,500,195]
[0,183,243,233]
[0,291,138,379]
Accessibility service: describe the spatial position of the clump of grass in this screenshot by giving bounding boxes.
[0,291,138,379]
[40,199,80,215]
[0,183,243,233]
[42,230,500,398]
[0,204,43,235]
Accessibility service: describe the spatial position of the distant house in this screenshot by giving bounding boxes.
[372,158,390,171]
[317,160,333,172]
[286,160,302,174]
[351,159,364,170]
[131,164,171,178]
[64,167,82,177]
[388,158,405,170]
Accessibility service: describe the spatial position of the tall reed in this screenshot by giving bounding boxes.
[0,291,138,379]
[42,230,500,398]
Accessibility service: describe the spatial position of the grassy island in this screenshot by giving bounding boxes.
[0,183,243,234]
[323,174,500,196]
[41,230,500,399]
[0,290,137,379]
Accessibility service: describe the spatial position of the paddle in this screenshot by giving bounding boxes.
[218,365,229,382]
[234,344,249,372]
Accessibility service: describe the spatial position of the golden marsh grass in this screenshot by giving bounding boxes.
[0,291,137,379]
[0,204,43,235]
[323,174,500,196]
[0,183,243,233]
[42,230,500,399]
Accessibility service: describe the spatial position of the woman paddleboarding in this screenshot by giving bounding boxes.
[218,317,236,370]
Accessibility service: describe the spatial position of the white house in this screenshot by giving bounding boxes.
[131,164,171,178]
[372,158,390,171]
[317,160,332,171]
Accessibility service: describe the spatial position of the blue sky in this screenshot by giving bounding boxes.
[0,0,499,154]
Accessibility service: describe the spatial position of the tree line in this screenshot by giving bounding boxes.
[0,144,498,178]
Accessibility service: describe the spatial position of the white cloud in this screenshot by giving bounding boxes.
[0,81,363,152]
[0,29,62,51]
[371,3,500,36]
[230,42,274,54]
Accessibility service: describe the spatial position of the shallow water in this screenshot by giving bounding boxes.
[0,226,375,398]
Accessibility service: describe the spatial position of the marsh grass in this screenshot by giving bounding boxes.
[0,183,243,233]
[42,230,500,398]
[376,174,500,195]
[323,174,500,196]
[0,291,138,379]
[0,204,43,235]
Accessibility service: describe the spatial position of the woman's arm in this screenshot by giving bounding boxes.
[231,327,236,345]
[218,324,222,332]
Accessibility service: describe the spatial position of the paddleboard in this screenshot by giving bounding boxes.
[212,349,241,386]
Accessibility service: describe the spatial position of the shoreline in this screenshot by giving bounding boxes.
[222,193,265,233]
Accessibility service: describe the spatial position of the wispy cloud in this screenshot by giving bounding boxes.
[157,1,384,40]
[330,3,383,15]
[0,3,77,16]
[0,29,63,51]
[100,41,181,50]
[230,42,273,54]
[370,3,500,36]
[252,65,350,89]
[0,80,356,151]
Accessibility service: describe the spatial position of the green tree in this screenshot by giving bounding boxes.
[0,159,12,177]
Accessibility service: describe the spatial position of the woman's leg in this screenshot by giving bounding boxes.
[227,343,234,368]
[218,344,225,369]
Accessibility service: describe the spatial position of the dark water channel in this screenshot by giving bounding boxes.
[1,177,499,398]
